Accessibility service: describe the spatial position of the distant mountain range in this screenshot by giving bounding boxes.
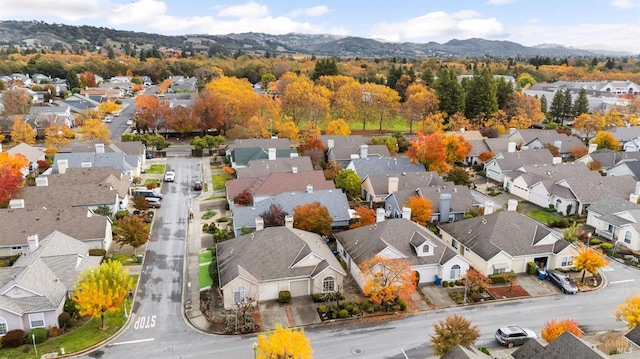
[0,20,633,58]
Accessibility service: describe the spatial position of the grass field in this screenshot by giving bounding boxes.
[199,251,212,264]
[527,210,561,225]
[212,173,227,191]
[144,179,160,187]
[109,253,140,266]
[198,252,213,289]
[145,164,165,174]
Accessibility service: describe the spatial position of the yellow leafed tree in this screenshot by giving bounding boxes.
[254,323,313,359]
[274,117,299,141]
[81,119,111,145]
[10,117,36,144]
[404,195,433,226]
[97,101,121,115]
[359,255,416,310]
[541,319,582,343]
[44,125,74,154]
[573,243,608,283]
[73,260,133,329]
[325,119,351,135]
[616,292,640,329]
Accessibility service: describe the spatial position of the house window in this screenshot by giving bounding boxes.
[625,232,632,244]
[450,265,461,280]
[561,256,574,267]
[233,286,248,304]
[493,268,506,274]
[10,246,22,251]
[0,317,7,336]
[29,313,45,329]
[451,240,459,250]
[322,276,335,292]
[422,244,430,253]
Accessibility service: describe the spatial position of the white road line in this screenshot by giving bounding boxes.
[609,279,636,284]
[107,338,155,347]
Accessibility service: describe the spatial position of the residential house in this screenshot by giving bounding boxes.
[439,345,490,359]
[361,171,445,202]
[506,129,587,159]
[334,218,470,291]
[231,188,351,236]
[607,160,640,179]
[438,211,576,275]
[575,148,640,171]
[226,171,335,207]
[227,138,294,154]
[0,231,103,336]
[216,226,346,309]
[226,138,297,169]
[0,205,111,254]
[52,143,141,177]
[586,196,640,251]
[235,156,314,179]
[29,105,74,128]
[327,144,391,168]
[512,331,608,359]
[346,157,426,181]
[384,184,475,223]
[54,94,101,116]
[625,325,640,351]
[62,141,147,175]
[446,129,487,166]
[523,81,638,113]
[484,149,555,183]
[483,137,511,157]
[6,143,45,175]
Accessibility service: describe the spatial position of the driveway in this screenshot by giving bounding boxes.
[259,296,321,330]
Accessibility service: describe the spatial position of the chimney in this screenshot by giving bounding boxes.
[268,148,276,160]
[27,234,39,253]
[553,140,562,151]
[57,159,68,174]
[285,215,294,228]
[388,177,399,193]
[306,184,313,193]
[95,143,105,153]
[507,199,518,212]
[376,208,386,223]
[292,166,298,174]
[635,181,640,195]
[507,142,516,153]
[402,206,412,219]
[509,128,517,135]
[460,128,465,133]
[255,217,264,231]
[552,157,562,165]
[35,176,48,186]
[439,193,451,222]
[327,139,334,149]
[483,200,495,215]
[588,143,597,154]
[630,194,639,204]
[360,144,368,158]
[290,152,298,158]
[9,199,25,209]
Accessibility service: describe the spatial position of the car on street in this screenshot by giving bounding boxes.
[126,119,134,126]
[547,270,578,294]
[164,170,175,182]
[103,116,113,123]
[193,180,202,191]
[133,189,163,200]
[495,326,537,348]
[145,197,162,208]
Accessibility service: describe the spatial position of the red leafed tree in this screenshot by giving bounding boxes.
[0,152,28,205]
[478,151,495,163]
[233,189,252,206]
[359,255,416,310]
[350,206,376,229]
[260,203,288,227]
[78,71,97,88]
[406,132,448,173]
[293,201,332,236]
[191,90,227,135]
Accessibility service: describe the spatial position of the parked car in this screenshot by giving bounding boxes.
[145,197,162,208]
[495,326,537,348]
[547,270,578,294]
[193,180,202,191]
[133,189,163,200]
[126,119,134,126]
[103,116,113,123]
[164,170,175,182]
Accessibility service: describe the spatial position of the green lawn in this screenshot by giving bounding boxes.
[528,210,561,225]
[199,252,213,289]
[144,179,160,187]
[212,173,227,191]
[202,210,217,220]
[0,275,139,359]
[199,251,212,264]
[109,253,141,266]
[206,195,226,200]
[145,164,165,174]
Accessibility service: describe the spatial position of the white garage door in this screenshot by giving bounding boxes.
[259,283,279,300]
[416,267,437,284]
[289,280,309,297]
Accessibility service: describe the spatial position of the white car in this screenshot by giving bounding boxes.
[103,116,113,123]
[126,119,134,126]
[164,170,175,182]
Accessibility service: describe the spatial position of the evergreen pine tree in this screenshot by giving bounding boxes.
[540,94,548,114]
[562,88,573,125]
[495,76,514,110]
[139,49,147,62]
[549,90,565,124]
[386,65,403,90]
[464,67,498,121]
[435,68,465,120]
[573,88,589,117]
[311,58,339,80]
[420,68,434,87]
[66,70,80,91]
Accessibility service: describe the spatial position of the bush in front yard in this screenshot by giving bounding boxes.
[601,243,614,251]
[338,309,349,318]
[26,328,47,344]
[442,280,449,287]
[278,290,291,303]
[589,238,602,245]
[2,329,25,348]
[89,248,107,256]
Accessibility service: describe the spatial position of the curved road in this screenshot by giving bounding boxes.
[80,157,640,359]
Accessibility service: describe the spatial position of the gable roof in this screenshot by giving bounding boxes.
[611,160,640,179]
[232,147,298,167]
[348,157,426,180]
[217,227,345,288]
[226,171,335,201]
[441,345,491,359]
[52,152,136,174]
[625,325,640,347]
[365,171,444,196]
[511,338,546,359]
[417,185,476,214]
[581,149,640,169]
[328,144,391,161]
[512,332,607,359]
[561,174,636,204]
[334,218,459,267]
[236,157,314,178]
[6,143,45,163]
[318,135,366,148]
[587,196,640,233]
[489,150,555,172]
[607,126,640,142]
[227,138,294,151]
[438,211,569,261]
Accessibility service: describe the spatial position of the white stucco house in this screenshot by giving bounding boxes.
[586,195,640,252]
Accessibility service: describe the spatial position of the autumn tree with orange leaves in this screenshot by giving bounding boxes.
[478,151,495,163]
[0,152,29,205]
[325,119,351,135]
[350,206,376,229]
[191,90,226,135]
[359,255,416,311]
[404,196,433,226]
[293,201,332,236]
[44,124,74,154]
[541,319,582,343]
[573,243,608,283]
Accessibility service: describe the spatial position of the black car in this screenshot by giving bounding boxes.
[547,270,578,294]
[495,326,538,348]
[193,180,203,191]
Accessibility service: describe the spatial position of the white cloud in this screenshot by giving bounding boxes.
[215,1,269,18]
[370,10,504,42]
[289,6,330,18]
[485,0,516,4]
[1,0,103,21]
[610,0,639,8]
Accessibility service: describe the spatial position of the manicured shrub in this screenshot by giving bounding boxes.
[58,312,71,328]
[26,328,47,344]
[2,329,25,348]
[89,248,106,256]
[360,301,373,312]
[527,261,538,275]
[455,280,462,286]
[601,243,614,250]
[318,305,328,314]
[278,290,291,304]
[350,306,360,315]
[448,281,456,287]
[114,210,129,220]
[399,301,407,311]
[216,217,230,222]
[338,309,349,318]
[442,280,449,287]
[47,326,64,338]
[589,238,602,245]
[341,303,354,312]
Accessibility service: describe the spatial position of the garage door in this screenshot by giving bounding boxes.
[259,283,279,301]
[416,267,437,284]
[289,280,309,297]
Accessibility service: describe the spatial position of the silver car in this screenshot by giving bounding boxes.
[495,326,537,348]
[547,270,578,294]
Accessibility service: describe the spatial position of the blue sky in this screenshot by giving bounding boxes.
[3,0,639,53]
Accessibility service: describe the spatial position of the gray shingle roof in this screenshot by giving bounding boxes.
[232,189,350,231]
[587,196,640,234]
[318,135,366,148]
[441,345,491,359]
[226,171,335,201]
[612,160,640,179]
[625,325,640,347]
[217,227,345,288]
[417,185,476,214]
[52,152,136,174]
[516,331,608,359]
[6,143,45,163]
[232,148,297,167]
[334,218,458,267]
[491,150,555,172]
[236,157,314,178]
[607,126,640,142]
[328,144,390,161]
[439,211,569,261]
[227,138,294,151]
[562,174,636,204]
[348,157,425,180]
[511,338,546,359]
[366,171,444,197]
